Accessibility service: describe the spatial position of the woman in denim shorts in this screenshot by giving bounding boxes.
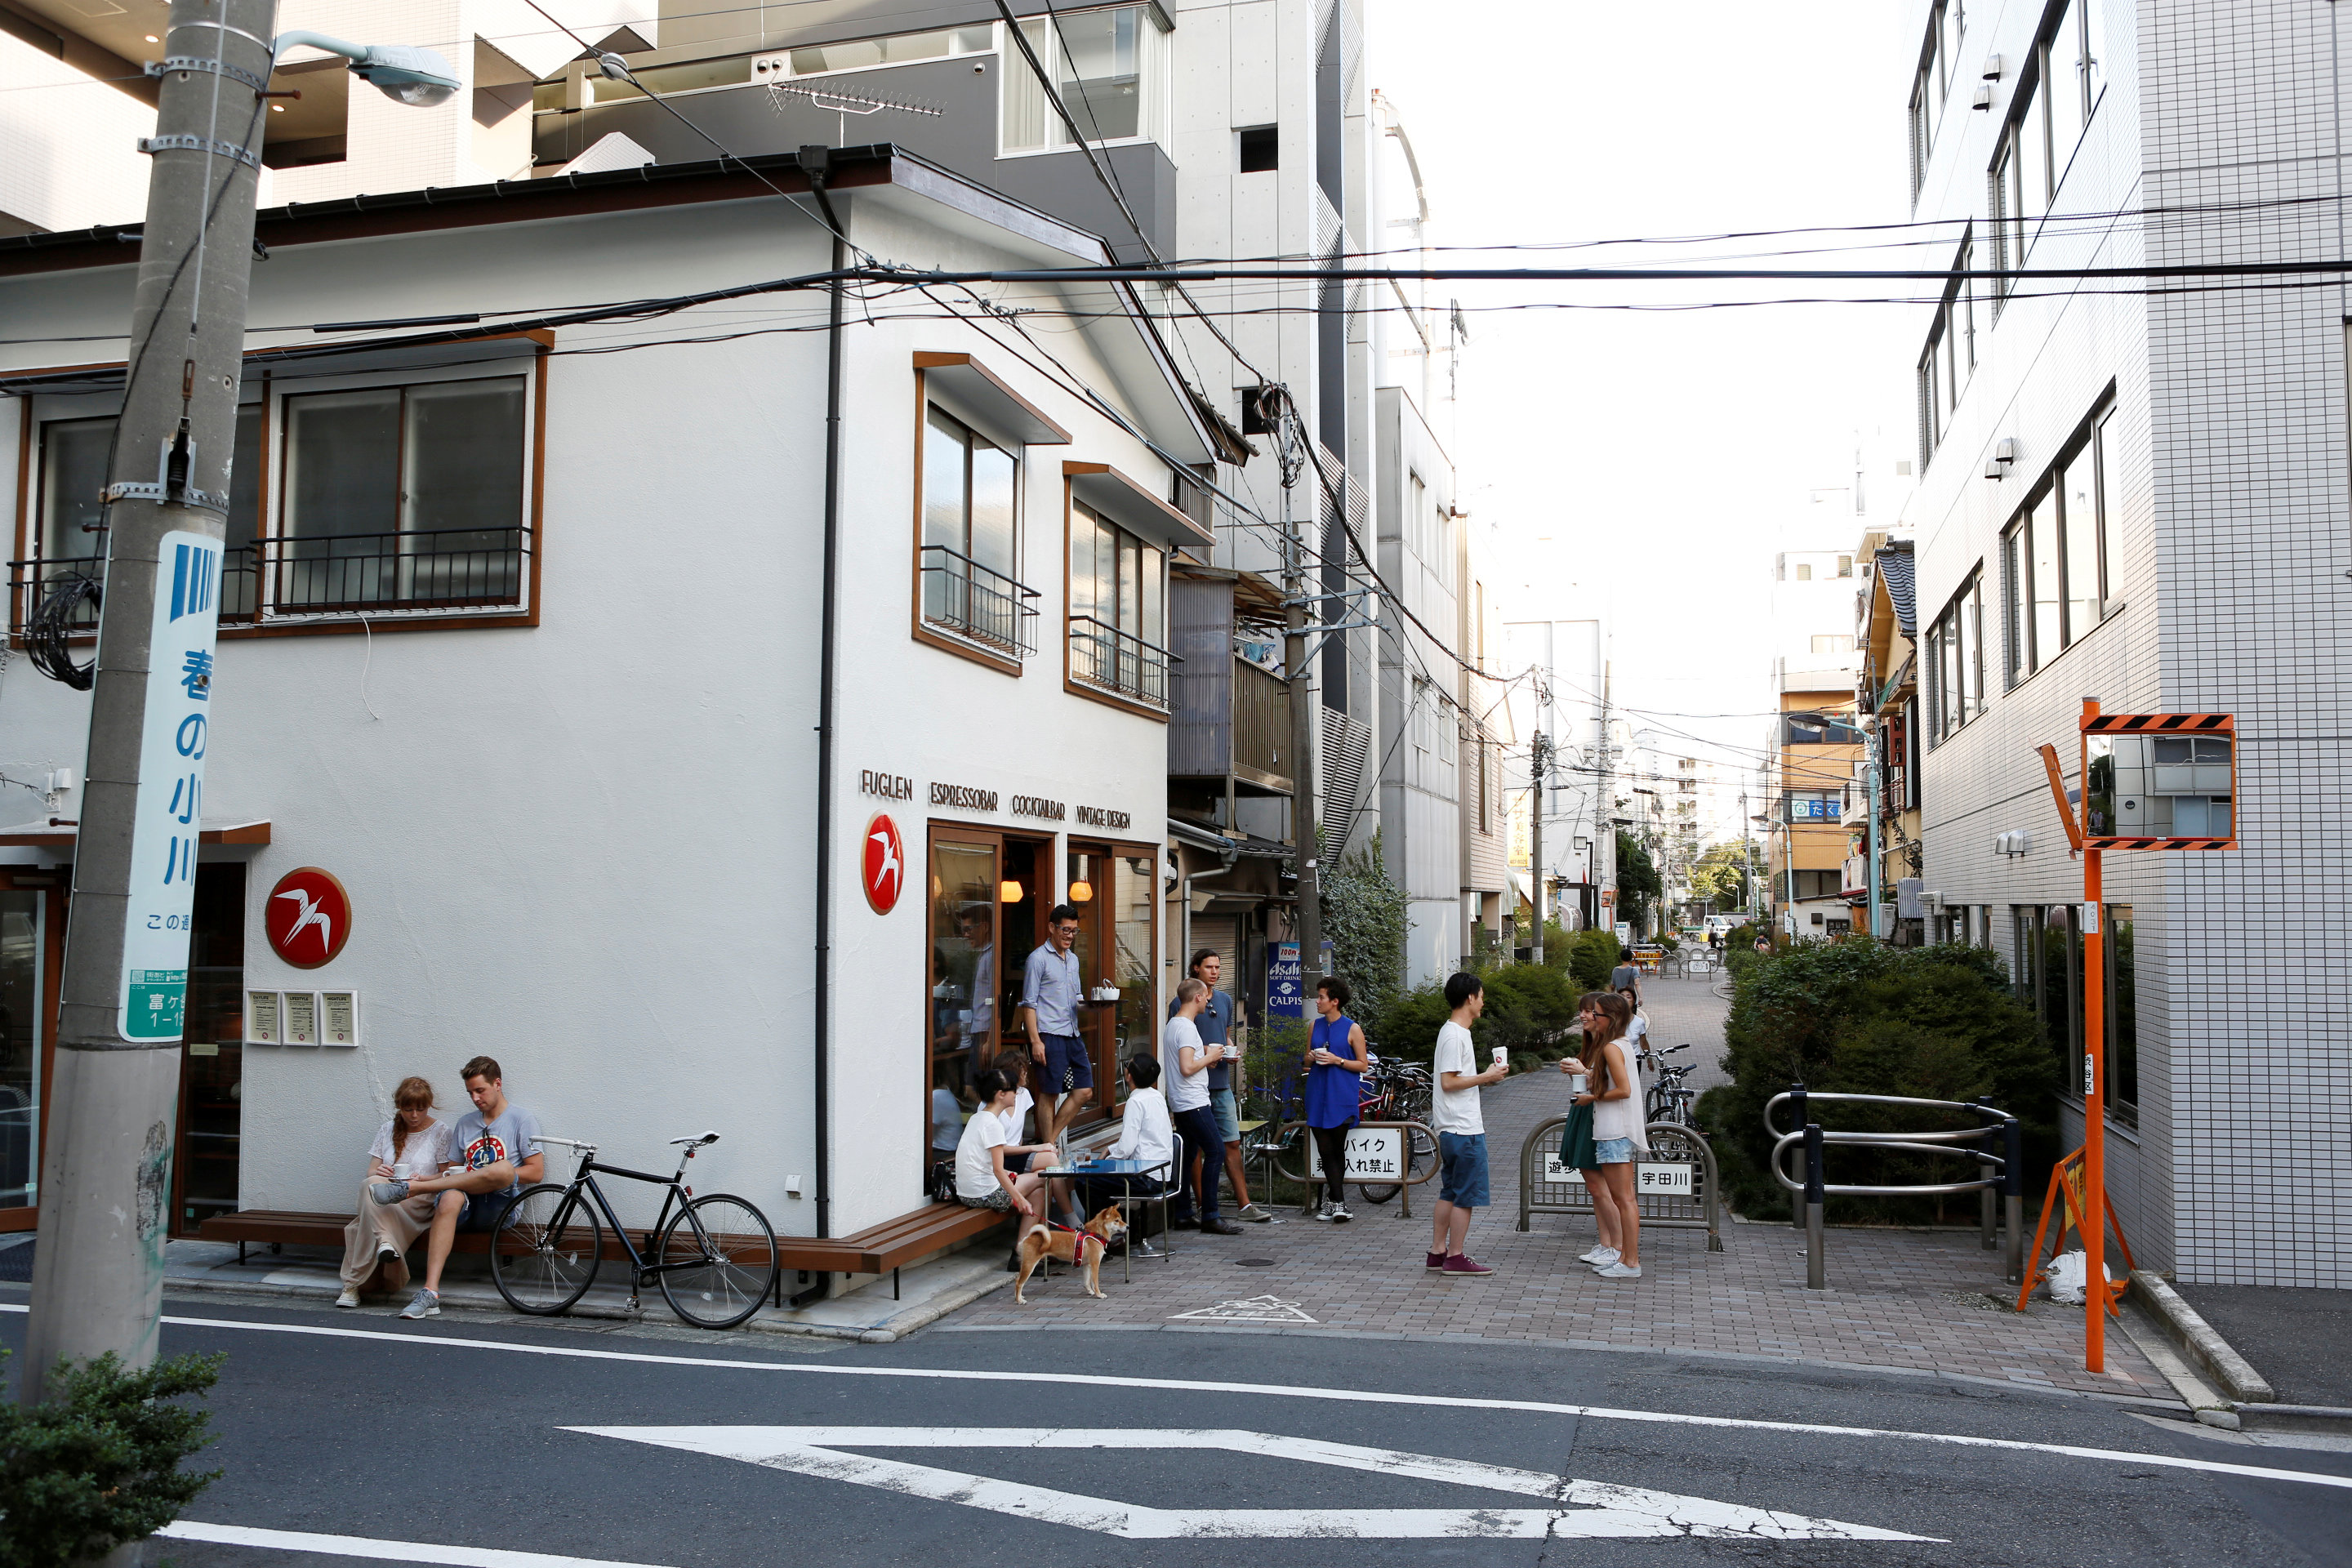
[1574,991,1647,1279]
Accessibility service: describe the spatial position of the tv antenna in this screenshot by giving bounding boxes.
[764,78,942,147]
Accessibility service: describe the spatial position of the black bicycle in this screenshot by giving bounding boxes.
[489,1131,780,1330]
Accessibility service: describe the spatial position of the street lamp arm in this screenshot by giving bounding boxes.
[274,30,459,105]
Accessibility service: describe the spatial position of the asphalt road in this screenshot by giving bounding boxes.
[4,1292,2349,1567]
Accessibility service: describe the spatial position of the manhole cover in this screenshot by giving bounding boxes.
[1233,1258,1277,1267]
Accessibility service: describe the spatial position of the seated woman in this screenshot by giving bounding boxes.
[338,1077,453,1308]
[955,1067,1055,1271]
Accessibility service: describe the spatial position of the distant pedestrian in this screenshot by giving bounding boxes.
[1020,904,1092,1152]
[1304,976,1370,1222]
[1428,972,1507,1276]
[1610,949,1641,1002]
[1164,978,1241,1235]
[1574,991,1646,1280]
[1753,934,1772,956]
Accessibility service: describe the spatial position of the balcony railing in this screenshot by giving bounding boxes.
[1069,615,1174,710]
[12,528,527,635]
[919,545,1039,657]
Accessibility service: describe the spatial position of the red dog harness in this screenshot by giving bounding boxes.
[1043,1219,1100,1260]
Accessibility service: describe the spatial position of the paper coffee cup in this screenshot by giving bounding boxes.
[1569,1073,1588,1095]
[1490,1047,1508,1067]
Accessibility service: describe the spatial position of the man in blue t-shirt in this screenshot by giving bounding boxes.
[1172,949,1270,1223]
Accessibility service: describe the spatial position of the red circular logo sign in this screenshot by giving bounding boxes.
[862,814,906,915]
[265,866,352,969]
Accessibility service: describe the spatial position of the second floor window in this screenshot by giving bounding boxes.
[2001,404,2112,684]
[921,406,1031,653]
[1068,501,1168,707]
[1925,569,1984,744]
[280,376,527,611]
[1002,5,1168,154]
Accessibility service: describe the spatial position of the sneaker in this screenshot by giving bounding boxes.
[399,1288,440,1319]
[335,1287,362,1308]
[1311,1202,1335,1222]
[1199,1218,1244,1236]
[1578,1245,1616,1264]
[368,1179,411,1206]
[1441,1254,1494,1276]
[1424,1250,1447,1271]
[1238,1203,1273,1223]
[1595,1261,1643,1279]
[1330,1204,1353,1224]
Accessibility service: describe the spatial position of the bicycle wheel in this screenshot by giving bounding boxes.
[657,1194,780,1330]
[491,1183,603,1316]
[1361,1126,1437,1205]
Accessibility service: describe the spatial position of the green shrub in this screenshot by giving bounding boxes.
[1568,928,1618,993]
[1693,940,2060,1222]
[1372,963,1577,1064]
[1320,828,1408,1031]
[0,1348,225,1566]
[1241,1017,1309,1120]
[1373,981,1449,1062]
[1695,941,2060,1223]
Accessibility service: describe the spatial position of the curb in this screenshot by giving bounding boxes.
[2232,1402,2352,1437]
[159,1258,1012,1344]
[2127,1271,2275,1404]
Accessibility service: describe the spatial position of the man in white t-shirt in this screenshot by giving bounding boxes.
[1428,972,1508,1277]
[1161,978,1239,1235]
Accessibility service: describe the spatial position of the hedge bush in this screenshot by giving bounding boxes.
[1695,940,2060,1223]
[1568,928,1618,994]
[1,1348,225,1566]
[1374,962,1579,1064]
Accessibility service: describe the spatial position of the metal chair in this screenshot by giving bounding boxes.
[1107,1133,1179,1281]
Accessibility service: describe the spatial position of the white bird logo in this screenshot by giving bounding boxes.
[274,886,333,955]
[869,826,902,900]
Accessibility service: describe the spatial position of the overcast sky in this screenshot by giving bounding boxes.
[1364,0,1916,822]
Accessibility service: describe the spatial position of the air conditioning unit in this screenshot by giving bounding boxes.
[1994,830,2032,858]
[1921,890,1945,914]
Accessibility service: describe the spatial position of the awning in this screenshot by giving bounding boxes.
[1065,461,1216,553]
[0,817,271,849]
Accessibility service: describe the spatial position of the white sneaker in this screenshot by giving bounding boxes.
[1312,1201,1334,1221]
[335,1287,361,1308]
[1595,1261,1643,1279]
[1330,1204,1353,1223]
[1579,1245,1616,1264]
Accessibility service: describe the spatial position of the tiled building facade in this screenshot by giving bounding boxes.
[1901,0,2349,1285]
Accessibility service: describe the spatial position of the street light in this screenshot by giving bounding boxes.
[274,30,460,106]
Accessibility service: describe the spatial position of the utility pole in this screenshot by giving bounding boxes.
[21,0,278,1397]
[1529,728,1548,963]
[1281,403,1321,1005]
[22,8,453,1401]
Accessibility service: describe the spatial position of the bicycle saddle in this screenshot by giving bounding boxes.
[669,1130,722,1147]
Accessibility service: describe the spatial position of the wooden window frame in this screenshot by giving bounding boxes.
[910,376,1026,678]
[10,332,550,647]
[1061,484,1174,723]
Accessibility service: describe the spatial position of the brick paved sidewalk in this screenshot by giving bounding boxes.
[946,976,2169,1401]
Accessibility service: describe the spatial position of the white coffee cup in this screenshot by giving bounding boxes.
[392,1162,414,1179]
[1569,1072,1588,1096]
[1490,1047,1508,1068]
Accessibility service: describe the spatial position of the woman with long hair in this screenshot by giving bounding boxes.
[1556,994,1609,1261]
[338,1077,454,1307]
[1572,991,1647,1279]
[1304,975,1370,1222]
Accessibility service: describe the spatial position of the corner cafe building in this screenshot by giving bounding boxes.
[0,147,1205,1291]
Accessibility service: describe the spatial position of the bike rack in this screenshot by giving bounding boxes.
[1763,1086,2025,1291]
[1265,1120,1440,1217]
[1517,1119,1723,1250]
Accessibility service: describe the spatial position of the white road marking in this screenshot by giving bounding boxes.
[572,1426,1937,1541]
[158,1520,675,1567]
[12,1303,2350,1494]
[1169,1294,1319,1323]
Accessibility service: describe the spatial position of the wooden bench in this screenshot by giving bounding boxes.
[199,1199,1012,1303]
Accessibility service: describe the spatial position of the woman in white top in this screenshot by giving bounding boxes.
[1575,992,1648,1280]
[338,1077,456,1307]
[956,1067,1056,1267]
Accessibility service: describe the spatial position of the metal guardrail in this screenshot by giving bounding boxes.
[1517,1118,1723,1251]
[919,543,1039,655]
[1764,1085,2024,1290]
[1068,614,1175,708]
[1263,1120,1438,1217]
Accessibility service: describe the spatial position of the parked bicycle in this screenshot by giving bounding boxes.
[490,1131,780,1330]
[1640,1042,1700,1129]
[1354,1055,1437,1204]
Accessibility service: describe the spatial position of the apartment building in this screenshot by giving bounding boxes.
[1897,0,2348,1284]
[1765,547,1864,939]
[1854,534,1923,942]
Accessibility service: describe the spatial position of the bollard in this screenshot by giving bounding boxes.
[1974,1101,1998,1251]
[1803,1121,1826,1290]
[2002,1117,2025,1284]
[1788,1083,1809,1232]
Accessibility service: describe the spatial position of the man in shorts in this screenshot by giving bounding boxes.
[1175,949,1270,1223]
[368,1054,543,1319]
[1022,904,1092,1163]
[1428,972,1508,1276]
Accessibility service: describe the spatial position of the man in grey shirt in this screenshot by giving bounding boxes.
[369,1054,542,1320]
[1021,903,1092,1154]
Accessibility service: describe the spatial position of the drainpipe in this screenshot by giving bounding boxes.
[801,146,846,1245]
